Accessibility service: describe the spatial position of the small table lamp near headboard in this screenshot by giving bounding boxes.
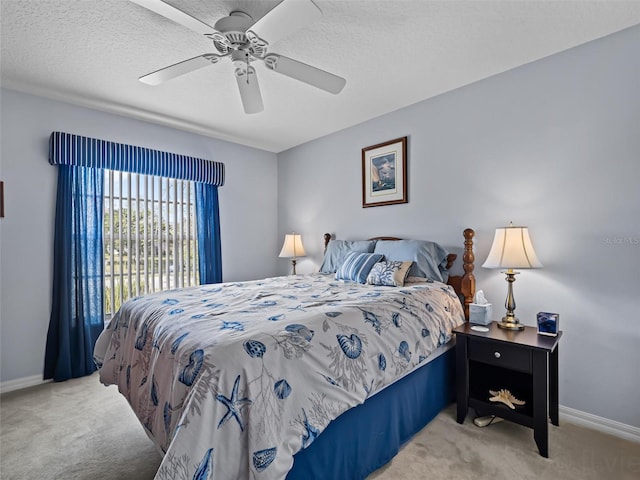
[279,233,306,275]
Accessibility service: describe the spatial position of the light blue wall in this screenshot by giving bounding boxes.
[0,89,278,383]
[278,25,640,427]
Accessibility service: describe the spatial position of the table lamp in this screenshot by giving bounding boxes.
[279,233,306,275]
[482,223,542,330]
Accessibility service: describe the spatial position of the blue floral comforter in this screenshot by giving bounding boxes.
[95,273,464,479]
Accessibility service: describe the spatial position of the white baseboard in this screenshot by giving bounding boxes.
[0,375,51,394]
[560,405,640,443]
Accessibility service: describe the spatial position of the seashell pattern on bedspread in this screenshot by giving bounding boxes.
[95,273,464,480]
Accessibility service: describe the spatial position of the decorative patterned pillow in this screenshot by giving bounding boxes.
[366,261,414,287]
[335,252,384,284]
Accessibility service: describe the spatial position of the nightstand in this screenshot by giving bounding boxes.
[453,322,562,457]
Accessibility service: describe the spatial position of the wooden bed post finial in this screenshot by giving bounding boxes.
[461,228,476,321]
[323,233,332,252]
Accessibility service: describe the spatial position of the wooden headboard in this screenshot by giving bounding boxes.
[323,229,476,320]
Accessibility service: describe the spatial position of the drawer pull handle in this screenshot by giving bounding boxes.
[494,351,501,358]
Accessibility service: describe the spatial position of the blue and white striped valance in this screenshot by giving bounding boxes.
[49,131,224,186]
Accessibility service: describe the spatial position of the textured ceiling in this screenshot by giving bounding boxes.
[2,0,640,152]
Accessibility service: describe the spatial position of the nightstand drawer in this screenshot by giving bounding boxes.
[469,340,531,373]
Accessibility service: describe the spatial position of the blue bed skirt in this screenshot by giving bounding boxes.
[287,344,456,480]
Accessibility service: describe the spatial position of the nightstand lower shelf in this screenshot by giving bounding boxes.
[468,361,534,420]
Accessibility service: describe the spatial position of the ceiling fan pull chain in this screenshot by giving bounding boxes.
[246,53,250,84]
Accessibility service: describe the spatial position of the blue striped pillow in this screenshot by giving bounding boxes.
[335,252,384,283]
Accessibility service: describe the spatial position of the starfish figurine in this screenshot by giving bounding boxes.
[216,375,252,431]
[488,389,526,409]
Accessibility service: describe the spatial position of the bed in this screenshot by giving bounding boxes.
[94,229,476,480]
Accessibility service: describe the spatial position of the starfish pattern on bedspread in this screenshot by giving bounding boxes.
[216,375,252,431]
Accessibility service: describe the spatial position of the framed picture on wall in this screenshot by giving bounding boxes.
[362,136,407,208]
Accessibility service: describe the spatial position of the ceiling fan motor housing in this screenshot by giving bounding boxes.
[212,11,253,50]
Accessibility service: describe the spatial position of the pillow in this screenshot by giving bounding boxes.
[373,239,449,282]
[366,261,413,287]
[335,252,384,283]
[319,240,377,274]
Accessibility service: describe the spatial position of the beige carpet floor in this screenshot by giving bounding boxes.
[1,373,638,479]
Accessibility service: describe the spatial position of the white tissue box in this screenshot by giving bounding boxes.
[469,303,492,325]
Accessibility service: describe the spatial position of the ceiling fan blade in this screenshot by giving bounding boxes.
[130,0,216,36]
[235,66,264,114]
[247,0,321,47]
[140,54,221,85]
[263,54,346,94]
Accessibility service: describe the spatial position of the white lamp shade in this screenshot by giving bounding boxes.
[482,226,542,269]
[279,234,306,259]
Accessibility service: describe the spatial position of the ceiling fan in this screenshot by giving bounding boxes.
[130,0,346,114]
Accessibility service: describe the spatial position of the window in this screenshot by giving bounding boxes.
[103,170,199,317]
[47,131,223,380]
